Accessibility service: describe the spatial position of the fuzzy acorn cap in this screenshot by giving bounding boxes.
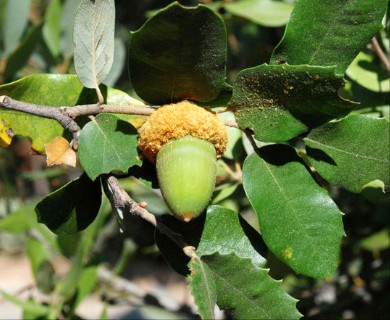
[138,100,228,163]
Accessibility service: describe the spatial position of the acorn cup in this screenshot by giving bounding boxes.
[138,101,228,222]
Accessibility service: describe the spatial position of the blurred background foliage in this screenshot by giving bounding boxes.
[0,0,389,319]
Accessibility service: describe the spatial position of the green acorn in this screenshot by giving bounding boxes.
[138,101,228,222]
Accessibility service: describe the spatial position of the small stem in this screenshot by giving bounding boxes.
[371,37,390,73]
[1,95,239,134]
[0,95,81,142]
[102,175,195,258]
[96,86,105,105]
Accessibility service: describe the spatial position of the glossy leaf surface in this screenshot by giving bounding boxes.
[189,254,301,320]
[229,64,355,142]
[128,2,226,104]
[74,0,115,89]
[0,74,135,152]
[0,74,84,152]
[305,115,390,193]
[243,144,344,278]
[78,114,141,180]
[35,173,102,234]
[271,0,388,74]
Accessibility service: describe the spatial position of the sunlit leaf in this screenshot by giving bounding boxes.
[229,64,355,142]
[45,136,76,167]
[305,115,390,193]
[243,144,344,278]
[78,114,141,180]
[271,0,388,74]
[156,205,267,276]
[189,254,301,319]
[74,0,115,95]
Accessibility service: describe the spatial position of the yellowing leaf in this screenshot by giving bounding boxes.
[45,137,76,167]
[0,119,13,148]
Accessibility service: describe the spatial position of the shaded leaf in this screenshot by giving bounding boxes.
[27,235,56,294]
[3,23,42,82]
[2,0,30,55]
[271,0,388,74]
[243,144,344,278]
[72,265,99,309]
[78,113,141,180]
[35,260,56,294]
[42,0,62,59]
[359,228,390,252]
[45,136,76,167]
[74,0,115,91]
[229,64,355,142]
[0,203,38,233]
[305,115,390,193]
[61,0,79,59]
[103,38,126,87]
[128,2,227,104]
[224,0,294,27]
[156,205,267,276]
[35,173,102,234]
[189,253,301,320]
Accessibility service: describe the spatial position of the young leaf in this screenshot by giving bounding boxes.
[2,0,30,55]
[243,144,344,278]
[229,64,355,142]
[271,0,388,74]
[305,115,390,193]
[78,114,141,180]
[35,173,102,234]
[155,205,267,276]
[42,0,62,59]
[73,0,115,101]
[128,2,227,104]
[189,253,301,320]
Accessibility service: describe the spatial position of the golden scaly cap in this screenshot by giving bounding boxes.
[138,100,228,163]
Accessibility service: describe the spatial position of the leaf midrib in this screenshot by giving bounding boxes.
[305,138,388,163]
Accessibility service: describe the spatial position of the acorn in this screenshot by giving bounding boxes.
[138,101,228,222]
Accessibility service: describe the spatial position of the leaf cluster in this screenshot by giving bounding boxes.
[0,0,389,319]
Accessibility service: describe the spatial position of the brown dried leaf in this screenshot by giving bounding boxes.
[45,136,76,167]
